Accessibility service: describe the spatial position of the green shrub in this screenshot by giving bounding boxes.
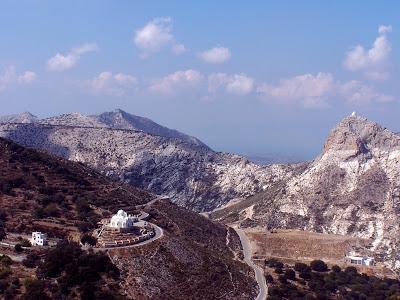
[20,239,32,247]
[0,228,6,241]
[265,274,274,283]
[80,234,97,246]
[266,258,284,268]
[22,279,49,300]
[0,255,13,267]
[278,275,287,284]
[14,244,23,253]
[294,262,309,272]
[23,253,40,268]
[344,266,358,275]
[310,260,328,272]
[331,265,341,273]
[285,268,296,281]
[299,269,311,280]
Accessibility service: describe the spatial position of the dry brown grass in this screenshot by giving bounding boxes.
[247,229,370,265]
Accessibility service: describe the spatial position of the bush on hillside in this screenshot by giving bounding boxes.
[310,260,328,272]
[294,262,309,273]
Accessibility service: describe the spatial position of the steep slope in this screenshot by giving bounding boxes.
[0,137,257,299]
[38,109,207,148]
[0,112,38,124]
[0,111,293,211]
[95,109,207,147]
[211,114,400,270]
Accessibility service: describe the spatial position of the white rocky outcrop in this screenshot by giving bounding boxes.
[0,110,293,212]
[218,114,400,271]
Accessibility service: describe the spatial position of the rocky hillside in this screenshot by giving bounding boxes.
[211,114,400,271]
[39,109,207,148]
[0,110,292,211]
[0,137,257,299]
[0,112,38,124]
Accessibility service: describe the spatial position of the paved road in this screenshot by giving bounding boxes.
[96,220,164,251]
[234,228,267,300]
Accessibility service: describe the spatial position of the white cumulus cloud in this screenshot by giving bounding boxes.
[208,73,254,95]
[18,71,37,84]
[88,71,137,96]
[0,66,37,91]
[340,80,393,105]
[378,25,392,34]
[150,69,203,95]
[134,17,186,57]
[47,43,98,71]
[199,47,231,64]
[257,73,334,108]
[343,25,392,80]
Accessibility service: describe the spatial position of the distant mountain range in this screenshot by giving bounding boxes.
[3,110,400,271]
[0,110,293,211]
[0,109,206,147]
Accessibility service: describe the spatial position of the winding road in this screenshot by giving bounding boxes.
[234,228,268,300]
[95,210,164,250]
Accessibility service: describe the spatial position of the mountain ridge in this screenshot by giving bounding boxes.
[0,110,293,211]
[0,110,207,148]
[211,113,400,271]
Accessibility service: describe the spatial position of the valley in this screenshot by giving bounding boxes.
[2,110,400,299]
[0,137,257,299]
[2,3,398,299]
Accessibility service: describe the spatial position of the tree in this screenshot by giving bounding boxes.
[23,253,40,268]
[80,234,97,246]
[265,274,274,283]
[285,269,296,281]
[310,260,328,272]
[20,239,31,247]
[345,266,358,275]
[299,269,311,280]
[331,265,341,273]
[278,275,287,284]
[294,262,309,273]
[14,244,23,253]
[0,228,6,241]
[266,258,284,269]
[22,279,50,300]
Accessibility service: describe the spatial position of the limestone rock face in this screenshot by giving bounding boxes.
[213,115,400,271]
[0,110,293,212]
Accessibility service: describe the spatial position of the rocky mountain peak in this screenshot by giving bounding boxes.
[96,109,208,148]
[323,113,400,154]
[0,112,38,123]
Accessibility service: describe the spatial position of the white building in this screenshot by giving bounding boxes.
[31,232,48,246]
[346,252,374,266]
[109,210,137,229]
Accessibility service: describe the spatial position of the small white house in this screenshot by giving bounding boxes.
[346,253,374,266]
[31,232,48,246]
[109,210,137,229]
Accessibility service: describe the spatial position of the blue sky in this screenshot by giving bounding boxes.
[0,1,399,159]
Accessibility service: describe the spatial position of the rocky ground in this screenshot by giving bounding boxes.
[3,110,400,274]
[0,137,258,299]
[0,110,293,212]
[211,114,400,272]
